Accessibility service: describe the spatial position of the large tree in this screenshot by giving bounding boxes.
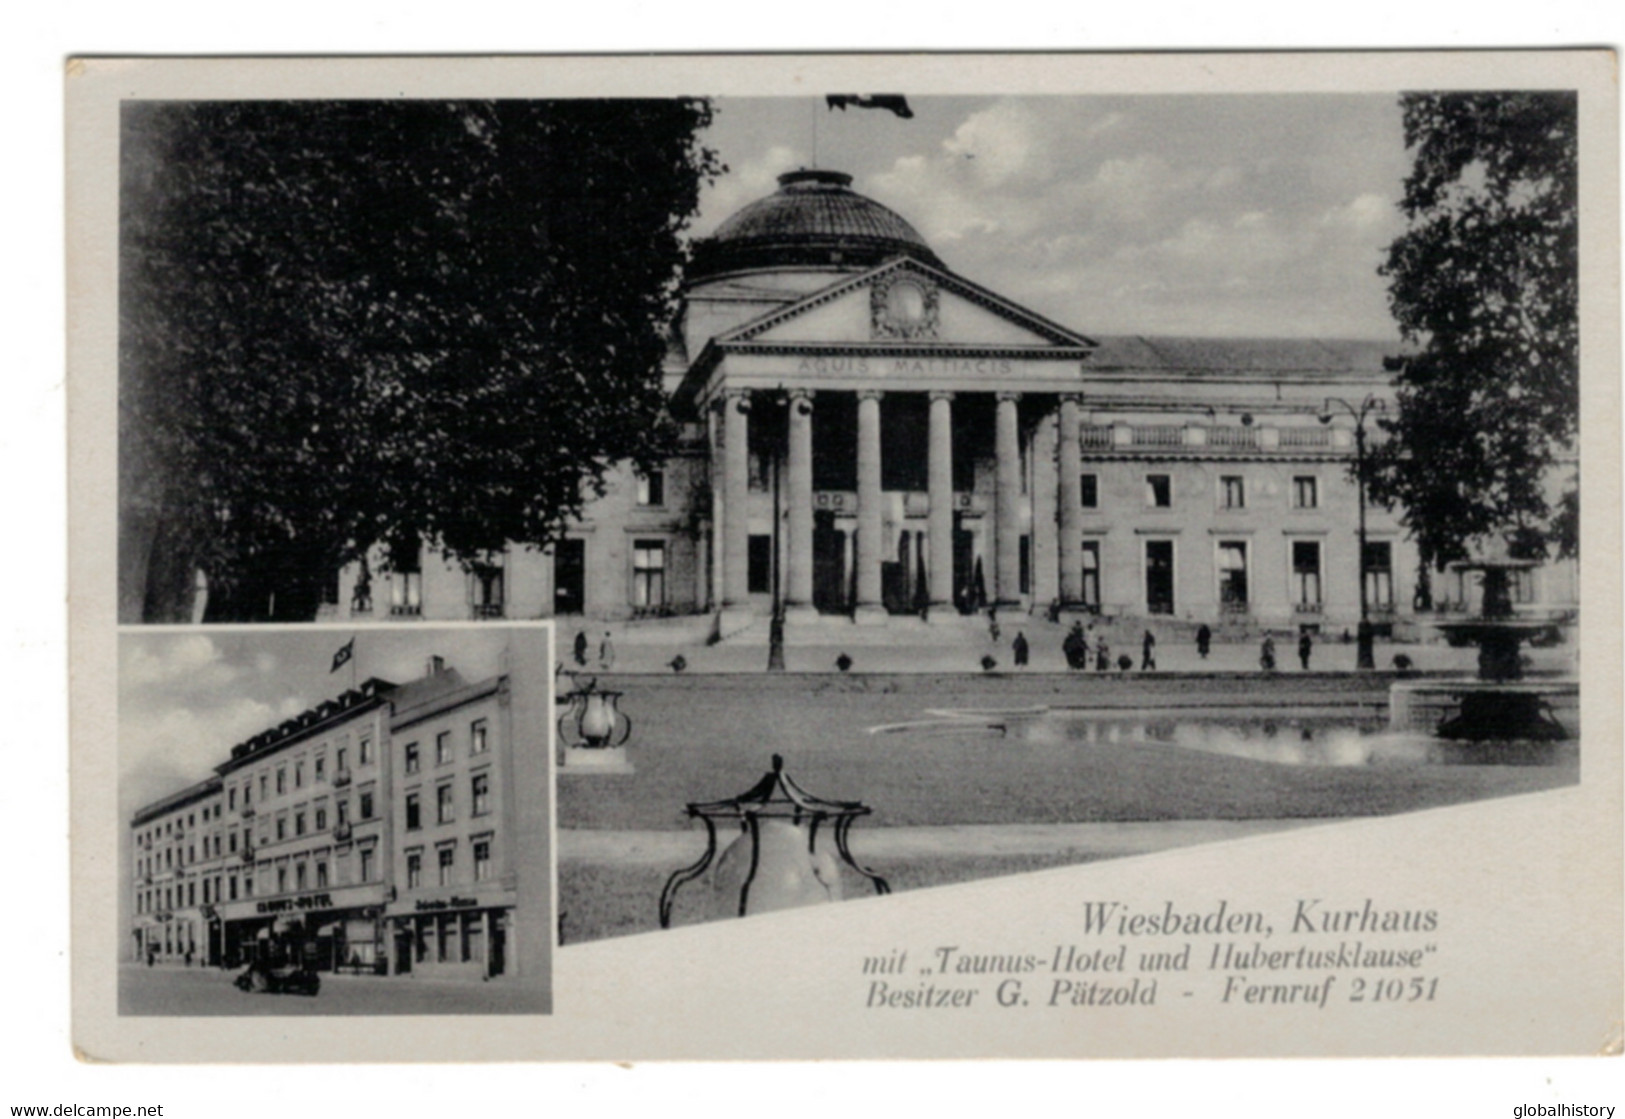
[120,100,720,622]
[1369,91,1579,567]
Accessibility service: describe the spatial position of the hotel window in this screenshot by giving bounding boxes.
[436,731,452,766]
[438,845,455,887]
[634,539,668,607]
[336,798,349,825]
[228,787,236,811]
[359,737,372,766]
[472,773,491,817]
[259,775,268,801]
[637,469,665,507]
[1079,473,1099,509]
[295,862,307,891]
[437,783,455,824]
[188,882,196,906]
[1218,542,1250,611]
[1363,541,1395,610]
[1080,541,1101,611]
[1293,475,1319,509]
[407,850,423,889]
[474,838,492,882]
[295,811,306,837]
[1146,474,1172,508]
[314,754,325,781]
[1220,475,1246,510]
[276,866,287,894]
[229,831,237,853]
[335,746,348,773]
[244,876,253,898]
[389,538,422,614]
[294,761,303,789]
[406,793,421,831]
[314,804,326,830]
[359,790,374,820]
[471,719,488,755]
[316,861,328,888]
[277,768,286,795]
[470,561,505,618]
[229,876,238,901]
[1293,541,1323,607]
[275,815,286,841]
[359,845,376,882]
[404,742,420,774]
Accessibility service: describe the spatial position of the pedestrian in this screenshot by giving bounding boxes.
[1195,623,1212,660]
[1095,636,1110,673]
[1013,631,1029,667]
[1260,635,1276,672]
[1141,629,1157,671]
[1046,598,1062,624]
[573,630,589,667]
[598,630,615,671]
[1062,621,1088,670]
[1298,630,1313,671]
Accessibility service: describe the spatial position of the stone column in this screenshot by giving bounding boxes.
[785,390,816,618]
[927,391,956,609]
[995,392,1023,605]
[855,389,885,620]
[722,390,751,609]
[1057,394,1084,604]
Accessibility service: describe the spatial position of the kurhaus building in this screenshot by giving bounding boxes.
[129,657,528,981]
[323,169,1575,633]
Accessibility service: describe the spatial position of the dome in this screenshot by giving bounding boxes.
[688,169,943,283]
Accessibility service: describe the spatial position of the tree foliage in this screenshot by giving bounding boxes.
[1369,92,1578,566]
[120,100,721,621]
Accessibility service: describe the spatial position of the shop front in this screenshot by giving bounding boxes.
[386,884,516,981]
[219,883,390,973]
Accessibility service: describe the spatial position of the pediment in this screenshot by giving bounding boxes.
[711,259,1095,352]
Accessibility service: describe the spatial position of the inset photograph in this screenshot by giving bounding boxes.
[119,625,553,1016]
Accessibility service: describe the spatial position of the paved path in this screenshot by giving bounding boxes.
[119,962,550,1017]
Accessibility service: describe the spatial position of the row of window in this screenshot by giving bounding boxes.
[404,836,495,889]
[403,772,492,830]
[134,801,224,849]
[1084,473,1320,511]
[225,733,374,813]
[402,719,489,774]
[135,843,380,914]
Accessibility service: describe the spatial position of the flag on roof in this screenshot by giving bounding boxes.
[330,638,355,674]
[825,94,913,119]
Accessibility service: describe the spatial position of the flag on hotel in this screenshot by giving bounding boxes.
[825,94,914,119]
[330,638,355,673]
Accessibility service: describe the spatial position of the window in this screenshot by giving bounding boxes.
[1293,475,1319,509]
[472,773,491,817]
[404,742,420,774]
[747,535,771,595]
[276,768,286,795]
[259,775,268,801]
[405,793,421,831]
[314,754,325,781]
[438,846,455,887]
[1292,540,1323,607]
[1079,474,1098,509]
[228,787,236,811]
[229,831,237,854]
[336,798,349,825]
[358,737,372,766]
[633,540,668,607]
[407,850,422,889]
[294,811,306,837]
[276,866,287,894]
[315,805,326,831]
[437,784,454,824]
[1218,542,1249,611]
[389,539,422,614]
[471,562,504,617]
[1146,474,1172,508]
[335,747,347,773]
[1080,541,1101,611]
[436,731,452,766]
[295,862,307,891]
[294,762,303,789]
[316,861,328,889]
[359,846,376,882]
[359,790,374,820]
[637,469,665,507]
[470,719,488,755]
[1220,475,1246,510]
[474,839,492,882]
[229,876,238,901]
[1363,541,1394,610]
[275,815,286,841]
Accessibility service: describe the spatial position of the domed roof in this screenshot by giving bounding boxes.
[688,169,943,283]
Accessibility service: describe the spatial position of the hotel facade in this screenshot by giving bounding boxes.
[318,169,1575,635]
[128,658,528,981]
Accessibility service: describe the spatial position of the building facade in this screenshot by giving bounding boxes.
[320,168,1576,633]
[129,658,526,981]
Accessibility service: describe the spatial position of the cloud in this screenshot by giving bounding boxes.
[122,634,240,690]
[690,143,803,237]
[120,694,308,815]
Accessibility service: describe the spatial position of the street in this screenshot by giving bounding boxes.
[119,963,550,1017]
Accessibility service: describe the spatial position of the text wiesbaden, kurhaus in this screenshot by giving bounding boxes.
[127,657,536,982]
[304,168,1574,636]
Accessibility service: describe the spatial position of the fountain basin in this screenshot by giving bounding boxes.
[1389,678,1576,740]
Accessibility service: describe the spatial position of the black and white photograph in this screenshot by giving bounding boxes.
[67,51,1618,1064]
[119,626,555,1016]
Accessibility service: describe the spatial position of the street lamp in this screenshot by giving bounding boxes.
[1319,395,1387,670]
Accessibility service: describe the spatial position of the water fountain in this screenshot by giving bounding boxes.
[1389,558,1575,742]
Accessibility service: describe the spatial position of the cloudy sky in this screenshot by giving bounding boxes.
[118,627,543,817]
[691,95,1411,340]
